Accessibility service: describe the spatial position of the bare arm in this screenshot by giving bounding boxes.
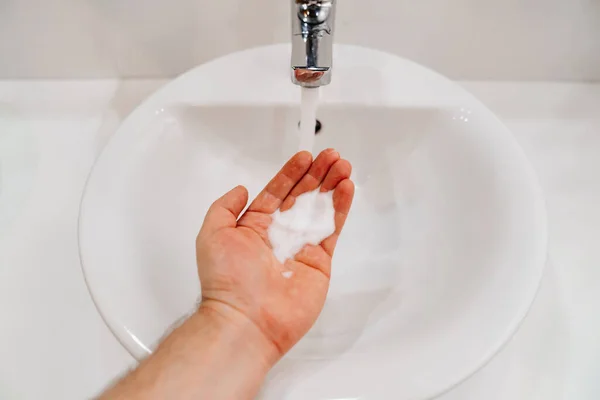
[100,302,278,400]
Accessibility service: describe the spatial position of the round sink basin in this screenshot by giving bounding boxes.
[79,44,547,399]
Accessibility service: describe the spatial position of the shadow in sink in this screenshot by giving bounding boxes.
[291,255,399,359]
[170,103,439,177]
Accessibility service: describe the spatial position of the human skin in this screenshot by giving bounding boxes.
[100,149,354,400]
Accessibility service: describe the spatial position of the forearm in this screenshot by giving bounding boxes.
[100,302,279,400]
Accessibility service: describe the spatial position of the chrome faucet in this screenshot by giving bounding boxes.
[291,0,336,87]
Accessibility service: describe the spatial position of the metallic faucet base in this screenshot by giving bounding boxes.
[292,66,331,88]
[291,0,336,88]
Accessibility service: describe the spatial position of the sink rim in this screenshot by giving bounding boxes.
[78,44,548,400]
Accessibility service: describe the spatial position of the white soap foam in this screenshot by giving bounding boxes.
[281,271,294,279]
[268,188,336,264]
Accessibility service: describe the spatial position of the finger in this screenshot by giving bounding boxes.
[280,148,340,211]
[248,151,313,214]
[320,159,352,192]
[199,185,249,236]
[320,179,355,257]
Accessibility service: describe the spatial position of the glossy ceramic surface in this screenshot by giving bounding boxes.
[79,45,547,399]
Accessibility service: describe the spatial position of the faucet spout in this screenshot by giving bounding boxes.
[291,0,336,87]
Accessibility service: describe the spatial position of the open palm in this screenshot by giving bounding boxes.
[196,149,354,356]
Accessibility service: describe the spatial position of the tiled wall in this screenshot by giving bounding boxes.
[1,0,599,80]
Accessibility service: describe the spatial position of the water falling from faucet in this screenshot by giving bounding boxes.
[298,87,320,154]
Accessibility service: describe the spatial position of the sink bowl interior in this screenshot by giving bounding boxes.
[130,104,524,351]
[79,44,546,400]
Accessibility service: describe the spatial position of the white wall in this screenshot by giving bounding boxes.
[0,0,599,80]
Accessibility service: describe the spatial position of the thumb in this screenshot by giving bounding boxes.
[200,185,249,236]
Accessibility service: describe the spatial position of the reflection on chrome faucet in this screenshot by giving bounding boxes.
[291,0,336,87]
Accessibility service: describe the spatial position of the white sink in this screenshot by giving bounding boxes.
[79,45,547,399]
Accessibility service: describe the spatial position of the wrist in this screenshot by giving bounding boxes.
[196,300,281,371]
[101,300,280,400]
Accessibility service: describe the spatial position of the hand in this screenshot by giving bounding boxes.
[196,149,354,360]
[100,150,354,400]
